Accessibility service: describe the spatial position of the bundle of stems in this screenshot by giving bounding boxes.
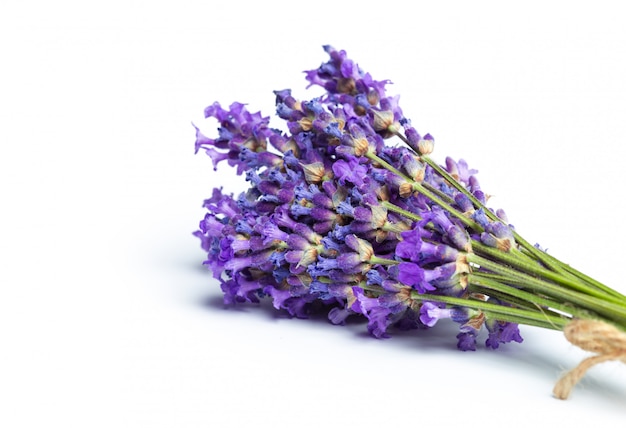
[194,46,626,399]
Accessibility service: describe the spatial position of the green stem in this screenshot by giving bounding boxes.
[471,287,542,313]
[538,250,626,300]
[466,253,626,324]
[381,200,422,222]
[369,256,399,266]
[471,242,625,304]
[478,311,564,331]
[468,272,595,321]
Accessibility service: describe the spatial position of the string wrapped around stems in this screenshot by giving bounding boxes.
[554,319,626,399]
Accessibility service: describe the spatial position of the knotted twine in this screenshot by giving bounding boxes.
[553,319,626,399]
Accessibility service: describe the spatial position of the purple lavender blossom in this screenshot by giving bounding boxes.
[419,302,470,327]
[485,319,524,349]
[457,328,478,352]
[397,262,437,294]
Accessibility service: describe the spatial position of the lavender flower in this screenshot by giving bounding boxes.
[194,46,626,399]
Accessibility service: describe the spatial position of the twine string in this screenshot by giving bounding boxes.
[553,319,626,399]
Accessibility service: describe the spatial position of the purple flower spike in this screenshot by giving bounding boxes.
[456,329,478,352]
[486,320,524,349]
[196,102,284,175]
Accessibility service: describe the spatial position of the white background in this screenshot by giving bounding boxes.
[2,1,626,426]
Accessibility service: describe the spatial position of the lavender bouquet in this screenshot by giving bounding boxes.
[193,46,626,399]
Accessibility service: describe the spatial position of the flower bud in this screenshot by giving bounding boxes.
[480,222,516,252]
[399,182,414,198]
[401,152,426,182]
[367,88,379,106]
[345,234,374,262]
[417,135,434,155]
[301,162,326,184]
[447,224,472,252]
[372,110,393,130]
